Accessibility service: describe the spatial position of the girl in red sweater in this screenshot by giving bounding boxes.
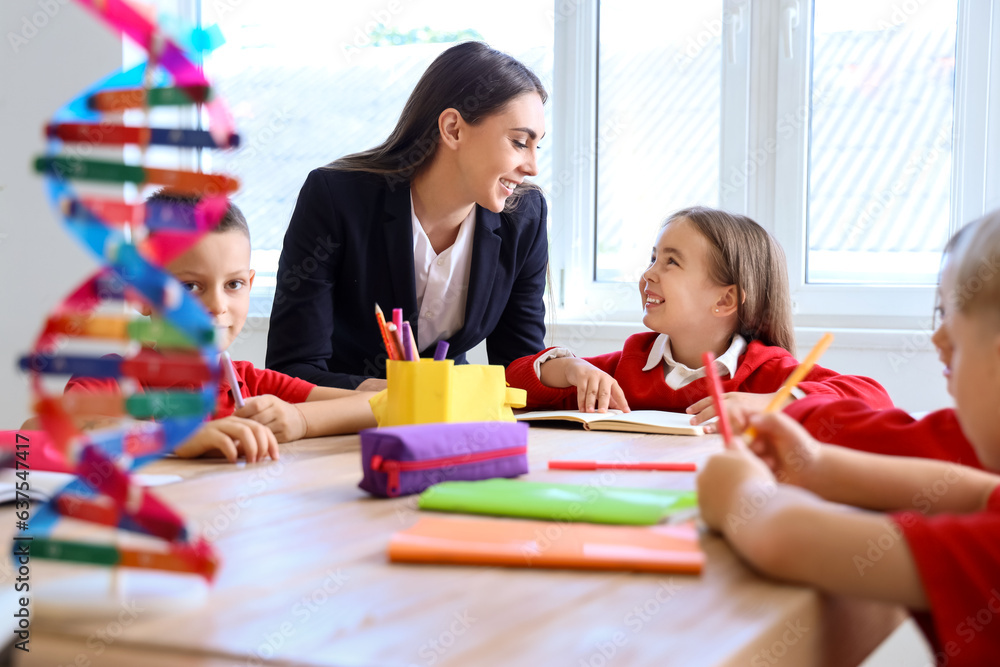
[506,207,892,421]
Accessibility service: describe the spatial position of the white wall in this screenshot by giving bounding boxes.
[0,0,120,427]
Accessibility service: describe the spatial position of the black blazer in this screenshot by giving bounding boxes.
[265,169,548,389]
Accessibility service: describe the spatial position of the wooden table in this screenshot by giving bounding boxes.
[13,427,906,667]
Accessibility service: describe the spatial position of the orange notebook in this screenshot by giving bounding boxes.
[388,515,704,574]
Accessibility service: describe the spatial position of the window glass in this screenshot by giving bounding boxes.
[808,0,958,284]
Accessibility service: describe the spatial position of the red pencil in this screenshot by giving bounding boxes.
[548,461,697,472]
[702,351,734,448]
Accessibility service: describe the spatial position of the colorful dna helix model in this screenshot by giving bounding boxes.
[14,0,240,584]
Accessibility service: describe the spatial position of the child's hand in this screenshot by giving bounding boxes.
[697,440,776,532]
[686,391,789,431]
[235,395,308,443]
[562,359,630,413]
[174,416,279,463]
[744,412,825,490]
[356,378,388,392]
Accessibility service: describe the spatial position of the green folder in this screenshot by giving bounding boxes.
[417,479,697,525]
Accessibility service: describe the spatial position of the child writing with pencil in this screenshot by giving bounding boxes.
[506,207,893,421]
[61,190,378,462]
[697,211,1000,664]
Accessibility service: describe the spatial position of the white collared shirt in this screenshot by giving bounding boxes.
[411,196,476,352]
[640,333,746,389]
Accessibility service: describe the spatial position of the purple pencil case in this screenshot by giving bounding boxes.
[359,422,529,498]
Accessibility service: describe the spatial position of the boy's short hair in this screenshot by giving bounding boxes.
[944,209,1000,323]
[146,189,249,239]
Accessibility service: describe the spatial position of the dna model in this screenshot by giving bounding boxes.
[14,0,240,588]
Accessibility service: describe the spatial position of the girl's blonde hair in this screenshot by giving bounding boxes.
[664,206,796,354]
[942,209,1000,323]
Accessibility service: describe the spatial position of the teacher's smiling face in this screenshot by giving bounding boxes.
[452,92,546,213]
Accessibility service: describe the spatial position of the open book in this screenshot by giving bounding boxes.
[516,409,703,436]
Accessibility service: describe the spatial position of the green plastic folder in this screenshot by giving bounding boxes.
[417,479,697,525]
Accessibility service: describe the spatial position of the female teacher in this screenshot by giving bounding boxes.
[266,42,549,390]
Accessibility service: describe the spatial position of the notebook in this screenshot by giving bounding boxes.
[417,479,697,525]
[389,515,704,574]
[516,409,703,436]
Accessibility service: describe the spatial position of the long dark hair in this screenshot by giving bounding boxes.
[326,41,547,209]
[665,207,796,354]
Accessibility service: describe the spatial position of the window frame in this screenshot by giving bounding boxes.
[551,0,751,321]
[770,0,998,331]
[552,0,999,331]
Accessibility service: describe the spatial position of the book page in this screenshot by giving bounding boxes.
[517,409,703,435]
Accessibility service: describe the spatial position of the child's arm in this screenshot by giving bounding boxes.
[296,390,378,437]
[235,389,377,442]
[747,412,999,514]
[698,447,930,609]
[785,395,981,468]
[305,386,365,401]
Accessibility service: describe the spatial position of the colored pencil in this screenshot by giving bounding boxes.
[221,351,244,409]
[743,332,835,441]
[548,461,697,472]
[388,323,407,361]
[374,304,400,360]
[401,321,419,361]
[702,351,734,448]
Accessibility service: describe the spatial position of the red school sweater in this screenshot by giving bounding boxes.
[891,485,1000,665]
[505,332,894,413]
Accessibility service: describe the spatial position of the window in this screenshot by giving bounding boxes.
[595,1,723,282]
[774,0,998,326]
[551,0,747,320]
[176,0,999,328]
[199,0,554,315]
[807,0,958,286]
[554,0,999,329]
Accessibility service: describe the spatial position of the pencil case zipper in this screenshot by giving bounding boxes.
[371,445,528,497]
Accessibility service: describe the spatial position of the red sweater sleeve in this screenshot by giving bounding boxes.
[236,361,315,404]
[505,347,625,411]
[889,486,1000,665]
[784,395,982,468]
[751,354,893,409]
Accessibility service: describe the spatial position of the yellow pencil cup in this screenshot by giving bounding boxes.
[369,359,527,426]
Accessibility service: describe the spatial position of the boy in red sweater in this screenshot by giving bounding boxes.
[62,191,377,462]
[698,210,1000,665]
[506,207,892,420]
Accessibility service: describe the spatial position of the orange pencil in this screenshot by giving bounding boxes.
[742,332,835,441]
[375,304,400,360]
